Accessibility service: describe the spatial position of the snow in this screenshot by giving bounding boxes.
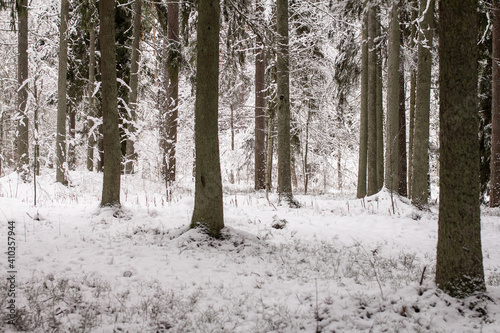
[1,170,500,332]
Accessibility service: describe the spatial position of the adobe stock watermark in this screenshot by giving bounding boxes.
[6,220,16,325]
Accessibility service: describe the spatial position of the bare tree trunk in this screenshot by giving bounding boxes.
[385,0,400,193]
[164,0,180,186]
[100,0,122,207]
[276,0,296,205]
[254,0,266,191]
[87,20,96,171]
[190,0,224,238]
[357,13,368,198]
[398,55,408,197]
[375,10,384,192]
[56,0,69,184]
[17,0,29,181]
[265,102,275,192]
[411,0,434,208]
[125,0,142,174]
[367,5,378,196]
[68,102,76,170]
[491,0,500,207]
[33,80,39,177]
[436,0,485,297]
[408,0,417,198]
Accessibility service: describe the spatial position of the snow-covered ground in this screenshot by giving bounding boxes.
[0,170,499,332]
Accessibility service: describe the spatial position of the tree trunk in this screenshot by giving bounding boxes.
[165,0,180,186]
[398,54,408,197]
[375,10,384,192]
[411,0,434,208]
[87,20,96,171]
[265,101,275,192]
[408,0,418,198]
[125,0,142,174]
[276,0,296,205]
[190,0,224,238]
[491,0,500,207]
[367,5,378,196]
[17,0,29,181]
[436,0,485,297]
[68,102,76,170]
[385,0,400,193]
[100,0,122,207]
[357,12,368,198]
[254,0,266,191]
[56,0,69,184]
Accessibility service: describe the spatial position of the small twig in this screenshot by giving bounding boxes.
[419,266,427,286]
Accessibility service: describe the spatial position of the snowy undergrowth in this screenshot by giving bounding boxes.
[0,170,499,332]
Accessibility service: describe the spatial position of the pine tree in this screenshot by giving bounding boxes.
[254,0,266,191]
[357,13,368,198]
[124,0,142,174]
[367,4,378,196]
[491,0,500,207]
[56,0,70,185]
[436,0,485,297]
[190,0,224,238]
[165,0,180,187]
[385,0,400,193]
[276,0,296,205]
[100,0,121,207]
[16,0,29,181]
[411,0,434,208]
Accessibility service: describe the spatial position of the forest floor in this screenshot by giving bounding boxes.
[0,170,500,332]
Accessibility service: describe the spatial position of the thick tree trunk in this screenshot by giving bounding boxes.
[385,1,400,193]
[411,0,434,208]
[254,0,266,191]
[491,0,500,207]
[17,0,29,181]
[165,1,180,186]
[357,13,368,198]
[190,0,224,238]
[276,0,296,205]
[436,0,485,297]
[56,0,69,184]
[100,0,122,207]
[125,0,142,174]
[87,21,96,171]
[367,5,378,196]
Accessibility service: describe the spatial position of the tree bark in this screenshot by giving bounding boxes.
[408,0,418,198]
[265,99,275,192]
[367,5,378,196]
[165,0,180,186]
[100,0,122,207]
[87,20,96,171]
[254,0,266,191]
[357,12,368,198]
[190,0,224,238]
[411,0,434,208]
[125,0,142,174]
[56,0,69,184]
[436,0,485,297]
[491,0,500,207]
[398,53,408,197]
[276,0,296,205]
[385,0,400,193]
[375,9,384,192]
[17,0,29,181]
